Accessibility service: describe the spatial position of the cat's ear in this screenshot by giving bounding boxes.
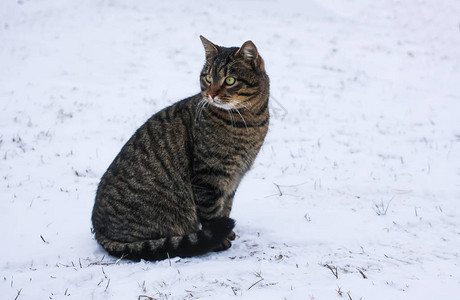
[236,41,265,71]
[200,35,218,60]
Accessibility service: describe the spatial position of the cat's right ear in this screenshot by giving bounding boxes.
[200,35,218,60]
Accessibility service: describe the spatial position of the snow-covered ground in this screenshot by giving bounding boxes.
[1,0,459,299]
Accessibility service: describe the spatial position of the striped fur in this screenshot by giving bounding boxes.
[91,36,269,261]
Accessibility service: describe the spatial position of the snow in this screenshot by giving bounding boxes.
[1,0,459,299]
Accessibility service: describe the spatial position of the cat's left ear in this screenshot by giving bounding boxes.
[236,41,265,71]
[200,35,218,60]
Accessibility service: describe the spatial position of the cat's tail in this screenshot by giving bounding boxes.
[94,217,235,261]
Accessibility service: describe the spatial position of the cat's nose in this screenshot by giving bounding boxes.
[209,93,216,99]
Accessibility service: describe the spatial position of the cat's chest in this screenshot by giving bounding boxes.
[192,108,267,173]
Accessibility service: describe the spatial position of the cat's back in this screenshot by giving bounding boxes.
[97,93,201,187]
[92,94,201,239]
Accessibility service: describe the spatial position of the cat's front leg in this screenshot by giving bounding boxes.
[221,192,236,242]
[195,190,236,251]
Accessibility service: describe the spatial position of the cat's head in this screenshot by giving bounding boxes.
[199,36,269,110]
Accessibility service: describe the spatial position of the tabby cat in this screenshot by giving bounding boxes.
[91,36,269,261]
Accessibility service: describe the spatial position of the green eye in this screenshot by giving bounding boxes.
[225,77,236,85]
[205,74,212,83]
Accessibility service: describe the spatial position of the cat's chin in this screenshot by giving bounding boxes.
[207,97,235,110]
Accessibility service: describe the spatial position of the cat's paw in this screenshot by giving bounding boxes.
[213,238,232,252]
[228,230,236,241]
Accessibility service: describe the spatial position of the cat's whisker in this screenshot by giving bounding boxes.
[230,102,249,132]
[236,101,255,115]
[196,98,209,120]
[203,100,210,116]
[195,99,203,118]
[226,107,237,129]
[251,90,270,100]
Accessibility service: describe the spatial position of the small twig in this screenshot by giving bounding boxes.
[274,183,283,196]
[357,268,367,279]
[114,254,128,265]
[89,254,124,266]
[336,286,343,297]
[373,196,394,216]
[347,291,353,300]
[167,252,171,267]
[138,296,154,300]
[266,182,308,198]
[231,286,237,296]
[248,272,264,290]
[104,278,111,292]
[14,288,22,300]
[275,181,308,188]
[40,235,49,244]
[324,264,338,279]
[138,280,147,293]
[115,253,127,264]
[247,278,264,290]
[99,255,105,264]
